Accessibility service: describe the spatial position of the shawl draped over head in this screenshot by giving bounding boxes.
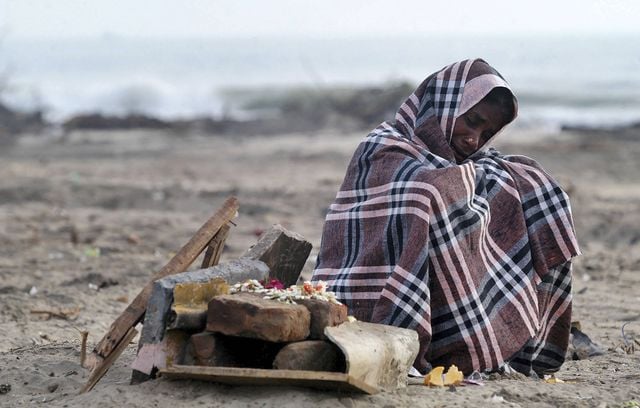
[312,59,580,375]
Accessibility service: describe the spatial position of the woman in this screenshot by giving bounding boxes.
[312,59,580,376]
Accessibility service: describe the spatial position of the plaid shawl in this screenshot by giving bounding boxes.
[312,59,580,375]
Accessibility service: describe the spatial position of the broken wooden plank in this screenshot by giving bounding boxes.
[159,365,378,394]
[241,224,312,287]
[200,223,231,268]
[79,327,138,394]
[82,197,238,391]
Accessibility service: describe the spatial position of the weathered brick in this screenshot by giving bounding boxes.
[273,340,345,372]
[295,299,348,340]
[241,224,312,287]
[206,293,310,342]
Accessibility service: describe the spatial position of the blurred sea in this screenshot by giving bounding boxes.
[2,34,640,129]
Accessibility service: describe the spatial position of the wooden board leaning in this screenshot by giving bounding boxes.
[79,196,239,393]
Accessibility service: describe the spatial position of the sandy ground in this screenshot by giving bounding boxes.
[0,127,639,407]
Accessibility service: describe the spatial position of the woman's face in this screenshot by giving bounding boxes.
[450,99,506,163]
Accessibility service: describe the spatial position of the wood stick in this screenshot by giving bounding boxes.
[79,327,137,394]
[82,197,239,390]
[200,223,231,268]
[80,330,89,368]
[30,307,80,320]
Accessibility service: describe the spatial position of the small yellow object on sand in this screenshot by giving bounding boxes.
[423,365,464,386]
[544,375,565,384]
[443,365,464,385]
[424,366,445,386]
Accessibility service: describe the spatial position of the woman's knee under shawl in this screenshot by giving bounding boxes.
[312,132,580,374]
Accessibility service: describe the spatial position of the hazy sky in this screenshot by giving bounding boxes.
[2,0,640,39]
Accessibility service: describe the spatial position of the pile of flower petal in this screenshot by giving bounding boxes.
[230,279,343,305]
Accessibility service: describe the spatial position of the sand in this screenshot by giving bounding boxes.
[0,127,639,407]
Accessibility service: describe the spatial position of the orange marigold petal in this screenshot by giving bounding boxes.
[424,366,445,386]
[443,365,464,385]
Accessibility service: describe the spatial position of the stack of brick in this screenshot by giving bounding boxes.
[131,223,315,382]
[182,292,349,372]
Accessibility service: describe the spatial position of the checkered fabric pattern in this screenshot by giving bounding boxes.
[312,59,580,375]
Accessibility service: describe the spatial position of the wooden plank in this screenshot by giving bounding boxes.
[200,223,231,268]
[83,197,239,384]
[159,365,378,394]
[79,327,138,394]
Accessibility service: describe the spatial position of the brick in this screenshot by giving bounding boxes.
[273,341,345,372]
[295,299,348,340]
[206,293,310,342]
[184,332,282,369]
[242,224,312,287]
